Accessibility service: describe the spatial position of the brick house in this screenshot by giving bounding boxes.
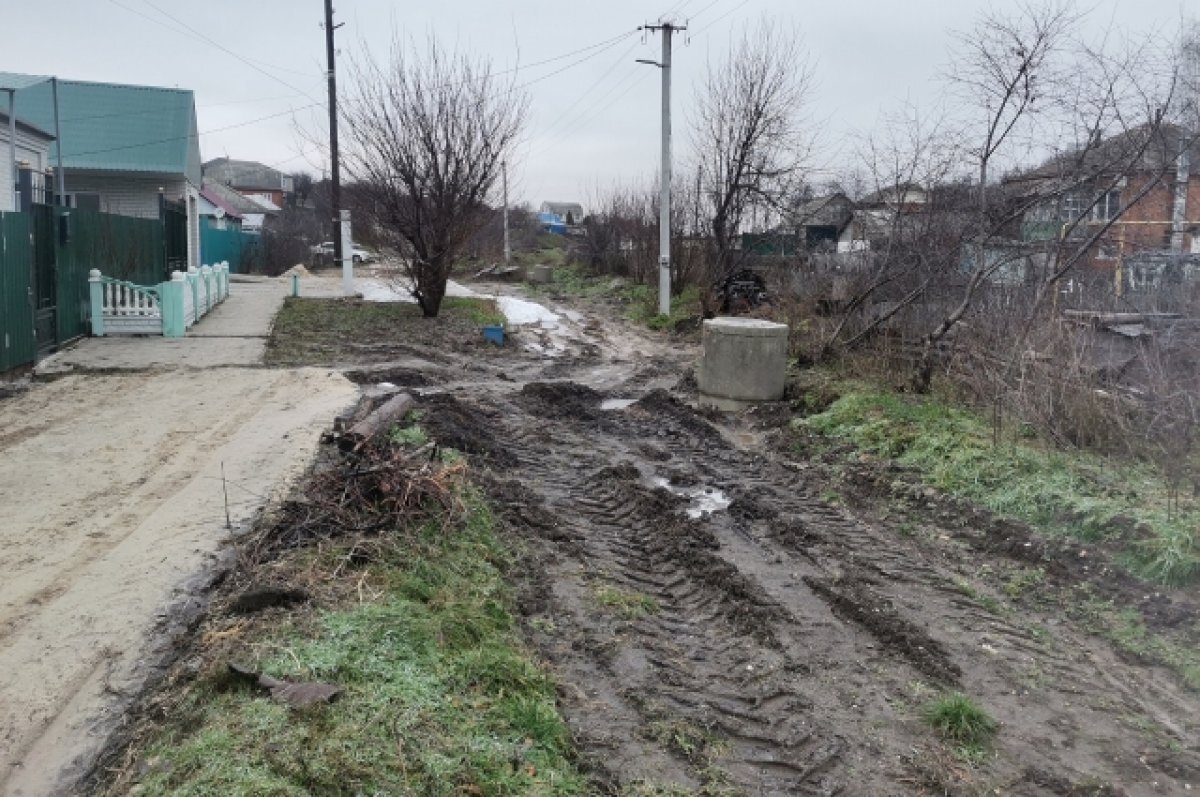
[1009,123,1200,283]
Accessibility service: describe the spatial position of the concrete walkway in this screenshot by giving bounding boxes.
[36,274,345,374]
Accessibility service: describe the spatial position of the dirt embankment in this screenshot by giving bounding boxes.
[0,368,356,797]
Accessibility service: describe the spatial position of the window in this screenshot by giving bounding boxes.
[1091,189,1121,222]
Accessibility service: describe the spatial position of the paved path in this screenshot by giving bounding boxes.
[37,275,345,374]
[0,276,357,796]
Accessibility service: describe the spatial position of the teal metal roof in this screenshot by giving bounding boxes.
[8,74,199,182]
[0,72,50,91]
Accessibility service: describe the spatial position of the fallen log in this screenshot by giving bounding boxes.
[340,392,415,452]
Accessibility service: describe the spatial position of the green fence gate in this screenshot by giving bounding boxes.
[200,217,258,273]
[0,212,35,372]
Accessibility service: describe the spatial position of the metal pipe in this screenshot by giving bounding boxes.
[7,90,16,212]
[51,77,65,205]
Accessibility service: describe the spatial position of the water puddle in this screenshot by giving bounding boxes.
[601,398,637,410]
[650,477,732,519]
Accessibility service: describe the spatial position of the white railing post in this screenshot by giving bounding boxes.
[187,266,200,324]
[200,265,213,316]
[89,269,105,336]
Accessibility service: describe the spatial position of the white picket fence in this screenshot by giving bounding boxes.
[90,263,230,337]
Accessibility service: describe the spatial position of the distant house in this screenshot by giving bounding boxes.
[203,158,293,208]
[835,184,931,255]
[789,193,854,249]
[0,109,54,212]
[201,177,273,233]
[538,211,567,235]
[1007,123,1200,279]
[5,71,203,269]
[540,201,584,226]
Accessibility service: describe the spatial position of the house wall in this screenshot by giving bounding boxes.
[62,171,188,219]
[1075,173,1200,272]
[237,187,284,207]
[0,127,52,212]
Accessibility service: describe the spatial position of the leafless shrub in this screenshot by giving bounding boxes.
[339,35,528,317]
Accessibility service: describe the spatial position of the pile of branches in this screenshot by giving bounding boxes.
[246,394,463,563]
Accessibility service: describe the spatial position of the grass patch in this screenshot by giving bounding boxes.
[801,387,1200,585]
[1075,596,1200,691]
[922,692,997,758]
[389,423,428,448]
[266,296,505,366]
[622,283,703,332]
[125,488,587,796]
[442,295,507,327]
[594,584,660,620]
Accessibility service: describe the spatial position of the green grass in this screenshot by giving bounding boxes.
[801,387,1200,586]
[1075,596,1200,691]
[132,492,588,796]
[594,585,660,620]
[921,693,997,757]
[442,296,507,327]
[266,296,505,366]
[622,283,703,332]
[389,423,428,448]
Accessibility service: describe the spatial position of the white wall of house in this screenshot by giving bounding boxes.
[60,171,187,219]
[0,125,53,212]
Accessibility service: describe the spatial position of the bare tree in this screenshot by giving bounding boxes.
[693,20,814,284]
[339,36,528,317]
[290,171,314,209]
[912,1,1078,390]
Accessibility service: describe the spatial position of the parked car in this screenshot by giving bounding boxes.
[309,241,376,264]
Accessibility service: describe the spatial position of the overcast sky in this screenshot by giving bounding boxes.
[5,0,1193,206]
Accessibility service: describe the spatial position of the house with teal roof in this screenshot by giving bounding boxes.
[2,72,202,269]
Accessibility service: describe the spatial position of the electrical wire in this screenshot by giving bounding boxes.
[692,0,752,36]
[535,40,642,143]
[54,90,322,125]
[514,33,640,91]
[61,104,320,159]
[105,0,324,105]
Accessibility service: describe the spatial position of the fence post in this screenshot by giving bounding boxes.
[220,261,230,300]
[88,269,105,336]
[187,265,199,320]
[161,271,187,337]
[201,265,213,314]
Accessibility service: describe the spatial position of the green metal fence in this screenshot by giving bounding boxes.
[0,212,35,372]
[200,218,259,273]
[56,209,167,344]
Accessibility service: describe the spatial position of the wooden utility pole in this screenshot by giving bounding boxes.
[323,0,347,289]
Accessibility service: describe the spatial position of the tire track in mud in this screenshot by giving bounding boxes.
[429,387,912,794]
[425,380,1200,795]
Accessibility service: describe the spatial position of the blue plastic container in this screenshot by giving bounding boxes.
[482,325,505,346]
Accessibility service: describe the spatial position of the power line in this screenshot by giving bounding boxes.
[61,103,320,159]
[105,0,323,106]
[686,0,725,25]
[692,0,752,36]
[52,90,321,125]
[514,33,640,91]
[535,40,642,142]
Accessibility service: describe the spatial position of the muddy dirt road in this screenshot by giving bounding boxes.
[355,285,1200,795]
[0,368,356,796]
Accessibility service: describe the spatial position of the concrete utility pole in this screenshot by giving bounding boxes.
[324,0,352,293]
[502,160,511,266]
[639,21,684,317]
